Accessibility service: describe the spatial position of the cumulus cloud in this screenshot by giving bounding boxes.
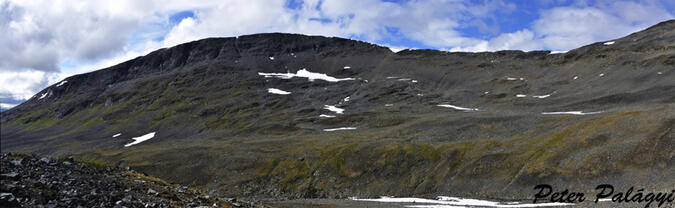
[158,0,517,49]
[532,1,673,50]
[0,70,53,100]
[0,0,672,109]
[0,1,147,73]
[450,1,673,52]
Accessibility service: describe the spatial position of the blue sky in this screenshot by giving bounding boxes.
[0,0,673,109]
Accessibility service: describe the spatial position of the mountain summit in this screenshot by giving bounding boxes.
[2,20,674,199]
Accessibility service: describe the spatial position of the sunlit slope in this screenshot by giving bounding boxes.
[1,20,673,199]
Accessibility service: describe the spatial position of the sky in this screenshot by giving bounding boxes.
[0,0,673,110]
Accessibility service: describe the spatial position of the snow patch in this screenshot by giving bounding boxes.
[389,47,406,53]
[385,104,393,107]
[549,51,567,54]
[506,77,525,81]
[112,133,121,138]
[267,88,291,95]
[657,72,662,75]
[56,80,68,87]
[603,41,615,45]
[319,114,336,118]
[351,196,573,207]
[38,92,50,100]
[599,73,605,77]
[343,66,351,69]
[258,69,356,82]
[269,56,275,60]
[324,105,345,114]
[516,94,527,98]
[437,104,479,111]
[573,76,578,80]
[323,127,357,132]
[343,96,351,102]
[542,111,603,115]
[124,132,156,147]
[532,94,551,99]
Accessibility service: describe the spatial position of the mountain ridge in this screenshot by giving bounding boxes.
[1,20,674,200]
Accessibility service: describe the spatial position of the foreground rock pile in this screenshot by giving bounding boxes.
[0,153,259,207]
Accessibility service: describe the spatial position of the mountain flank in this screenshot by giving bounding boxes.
[1,20,674,200]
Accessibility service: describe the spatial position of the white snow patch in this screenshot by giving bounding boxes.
[542,111,603,115]
[573,76,578,80]
[516,94,527,98]
[323,127,357,132]
[351,196,573,207]
[484,91,490,94]
[389,47,406,53]
[657,72,662,75]
[319,114,336,118]
[343,66,351,69]
[549,51,567,54]
[506,77,525,81]
[532,94,551,99]
[389,77,417,83]
[437,104,479,111]
[603,41,615,45]
[112,133,121,138]
[124,132,156,147]
[258,69,356,82]
[324,105,345,114]
[343,96,351,102]
[56,80,68,87]
[38,92,49,100]
[599,73,605,77]
[267,88,291,95]
[269,56,275,60]
[385,104,393,107]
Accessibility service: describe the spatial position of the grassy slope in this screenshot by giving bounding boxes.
[1,26,674,199]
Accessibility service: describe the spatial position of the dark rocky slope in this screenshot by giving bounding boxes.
[1,20,674,200]
[0,153,258,207]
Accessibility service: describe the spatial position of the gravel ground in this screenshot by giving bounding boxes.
[0,153,263,208]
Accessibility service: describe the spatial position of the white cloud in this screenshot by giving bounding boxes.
[453,1,673,52]
[0,0,147,72]
[532,2,673,50]
[449,29,538,52]
[158,0,515,49]
[0,70,52,100]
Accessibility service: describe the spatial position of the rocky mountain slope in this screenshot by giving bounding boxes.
[1,20,674,200]
[0,153,257,207]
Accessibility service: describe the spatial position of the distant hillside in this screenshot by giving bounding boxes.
[1,20,673,200]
